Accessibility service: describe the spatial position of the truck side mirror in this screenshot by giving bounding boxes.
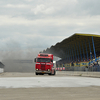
[51,59,53,62]
[34,58,36,62]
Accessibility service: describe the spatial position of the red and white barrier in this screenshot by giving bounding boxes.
[56,67,65,71]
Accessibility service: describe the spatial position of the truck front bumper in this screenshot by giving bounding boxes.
[35,70,51,74]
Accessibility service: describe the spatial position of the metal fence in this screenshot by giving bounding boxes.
[56,65,100,72]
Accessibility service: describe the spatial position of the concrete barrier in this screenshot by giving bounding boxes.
[57,71,100,78]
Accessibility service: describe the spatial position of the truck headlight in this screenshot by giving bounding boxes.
[48,69,50,71]
[36,69,38,70]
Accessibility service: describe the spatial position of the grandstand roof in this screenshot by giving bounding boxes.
[43,33,100,59]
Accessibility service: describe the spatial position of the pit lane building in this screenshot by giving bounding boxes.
[0,62,4,73]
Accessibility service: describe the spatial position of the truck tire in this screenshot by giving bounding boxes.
[35,73,38,75]
[48,73,51,75]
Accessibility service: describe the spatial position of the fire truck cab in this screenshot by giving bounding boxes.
[34,53,56,75]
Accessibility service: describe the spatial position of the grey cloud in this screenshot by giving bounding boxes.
[0,0,100,52]
[0,25,33,35]
[1,0,100,18]
[76,0,100,16]
[0,0,28,5]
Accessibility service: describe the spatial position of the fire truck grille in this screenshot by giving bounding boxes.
[41,65,45,70]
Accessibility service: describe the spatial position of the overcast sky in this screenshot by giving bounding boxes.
[0,0,100,52]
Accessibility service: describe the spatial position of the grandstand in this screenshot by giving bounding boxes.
[43,33,100,71]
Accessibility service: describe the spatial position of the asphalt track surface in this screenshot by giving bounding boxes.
[0,73,100,100]
[0,76,100,88]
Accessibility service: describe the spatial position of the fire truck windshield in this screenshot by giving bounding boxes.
[37,58,51,63]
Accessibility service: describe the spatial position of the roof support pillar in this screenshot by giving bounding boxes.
[82,41,85,61]
[92,36,96,61]
[79,42,82,61]
[67,47,69,62]
[72,45,75,62]
[85,40,89,61]
[88,38,92,60]
[69,45,72,62]
[74,45,77,62]
[68,46,70,62]
[76,43,79,61]
[66,48,68,62]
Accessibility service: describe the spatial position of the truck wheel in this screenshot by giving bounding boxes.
[35,73,38,75]
[48,73,51,75]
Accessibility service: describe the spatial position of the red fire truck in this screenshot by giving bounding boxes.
[34,53,56,75]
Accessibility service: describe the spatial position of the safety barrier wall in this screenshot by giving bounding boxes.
[59,62,89,68]
[58,57,100,67]
[56,66,86,71]
[57,57,100,71]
